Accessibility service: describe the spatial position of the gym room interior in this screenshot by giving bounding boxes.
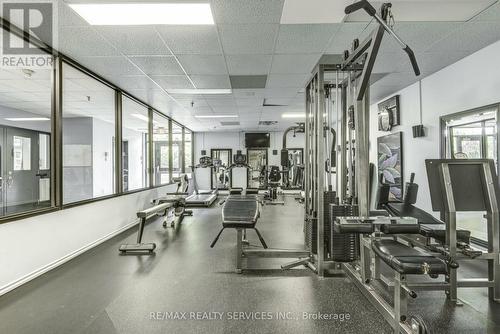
[1,1,500,333]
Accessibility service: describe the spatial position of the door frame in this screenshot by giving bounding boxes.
[246,148,268,189]
[210,148,232,190]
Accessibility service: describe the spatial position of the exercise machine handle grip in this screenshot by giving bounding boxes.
[344,0,376,16]
[404,46,421,76]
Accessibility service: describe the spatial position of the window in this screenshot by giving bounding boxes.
[0,30,53,216]
[39,133,50,170]
[153,113,170,185]
[185,129,192,177]
[122,96,150,191]
[62,63,116,204]
[172,123,182,177]
[442,106,499,243]
[13,136,31,170]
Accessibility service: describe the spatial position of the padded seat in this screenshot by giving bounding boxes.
[372,239,448,275]
[222,198,259,228]
[419,224,471,244]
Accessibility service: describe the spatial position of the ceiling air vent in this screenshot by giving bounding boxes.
[259,121,278,126]
[220,121,240,126]
[263,98,287,107]
[230,75,267,89]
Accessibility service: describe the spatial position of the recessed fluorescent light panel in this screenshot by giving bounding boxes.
[167,89,232,95]
[282,113,305,119]
[5,117,50,121]
[69,3,214,25]
[195,115,238,118]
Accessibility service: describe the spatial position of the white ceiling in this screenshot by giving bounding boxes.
[1,0,500,132]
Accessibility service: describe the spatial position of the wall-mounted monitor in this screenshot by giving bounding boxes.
[245,133,270,148]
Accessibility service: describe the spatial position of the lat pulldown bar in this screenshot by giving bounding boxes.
[345,0,421,76]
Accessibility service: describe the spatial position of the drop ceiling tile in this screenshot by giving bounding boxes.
[226,55,273,75]
[275,24,340,54]
[113,75,158,91]
[212,0,285,24]
[472,2,500,21]
[236,98,263,107]
[230,75,268,89]
[96,26,171,55]
[263,98,293,106]
[264,87,302,98]
[176,55,228,75]
[233,89,265,99]
[392,22,462,54]
[266,74,309,88]
[59,27,119,57]
[325,23,371,53]
[128,56,184,75]
[218,24,279,55]
[426,21,500,53]
[190,75,231,89]
[150,75,194,89]
[206,98,237,108]
[58,2,88,27]
[270,54,321,74]
[78,56,143,78]
[156,25,222,55]
[398,51,471,75]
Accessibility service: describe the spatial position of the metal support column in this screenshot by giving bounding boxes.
[115,91,123,194]
[317,66,326,276]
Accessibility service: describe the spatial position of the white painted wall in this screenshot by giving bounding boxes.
[369,39,500,214]
[122,127,148,191]
[0,184,175,295]
[92,118,114,197]
[194,131,305,189]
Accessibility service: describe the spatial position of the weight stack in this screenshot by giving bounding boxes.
[307,191,336,256]
[330,205,359,262]
[323,191,337,258]
[304,214,315,253]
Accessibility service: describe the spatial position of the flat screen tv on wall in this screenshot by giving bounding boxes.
[245,133,270,148]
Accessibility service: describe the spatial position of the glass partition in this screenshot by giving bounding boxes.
[153,113,170,185]
[62,63,116,204]
[0,32,53,216]
[172,123,182,178]
[122,96,150,191]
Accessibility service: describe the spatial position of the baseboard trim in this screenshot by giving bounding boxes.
[0,219,139,297]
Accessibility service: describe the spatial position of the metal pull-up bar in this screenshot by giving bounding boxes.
[345,0,421,76]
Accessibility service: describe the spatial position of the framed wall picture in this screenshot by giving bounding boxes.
[377,132,403,201]
[378,95,400,131]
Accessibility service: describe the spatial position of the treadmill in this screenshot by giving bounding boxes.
[186,156,218,207]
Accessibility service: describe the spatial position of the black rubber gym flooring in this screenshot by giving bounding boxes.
[0,196,498,334]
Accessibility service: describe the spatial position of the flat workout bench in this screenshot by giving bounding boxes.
[119,202,174,254]
[210,195,267,249]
